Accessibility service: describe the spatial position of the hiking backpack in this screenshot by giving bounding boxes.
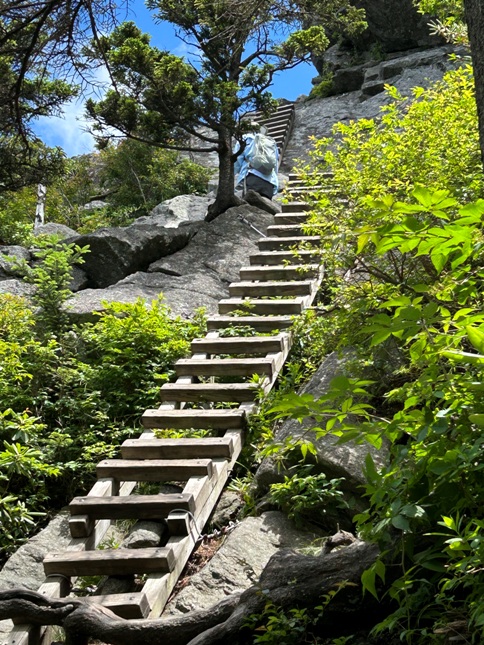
[248,133,278,174]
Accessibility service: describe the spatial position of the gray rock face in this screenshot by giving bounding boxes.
[70,223,200,289]
[0,511,72,639]
[33,223,79,239]
[0,246,31,279]
[163,511,320,616]
[350,0,439,52]
[254,352,389,496]
[0,279,35,298]
[283,45,462,172]
[144,195,214,228]
[65,270,229,322]
[243,190,281,215]
[149,205,274,284]
[64,203,274,323]
[122,521,166,549]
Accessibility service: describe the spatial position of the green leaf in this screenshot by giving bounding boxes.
[391,515,411,532]
[469,414,484,427]
[440,516,456,530]
[466,326,484,354]
[361,567,378,600]
[430,251,447,273]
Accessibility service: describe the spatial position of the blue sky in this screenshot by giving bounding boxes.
[34,0,316,157]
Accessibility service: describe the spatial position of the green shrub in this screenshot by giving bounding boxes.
[0,244,206,558]
[269,469,347,529]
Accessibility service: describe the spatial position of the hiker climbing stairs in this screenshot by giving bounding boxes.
[4,119,333,645]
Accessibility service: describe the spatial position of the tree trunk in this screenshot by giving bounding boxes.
[205,125,243,222]
[0,537,380,645]
[464,0,484,166]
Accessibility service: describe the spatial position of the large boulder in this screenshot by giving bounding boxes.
[0,511,72,639]
[164,511,321,617]
[283,45,462,172]
[312,0,440,78]
[254,351,389,496]
[69,222,201,289]
[33,223,79,239]
[65,270,229,322]
[65,204,274,322]
[142,195,214,228]
[0,246,31,279]
[350,0,439,52]
[149,204,274,284]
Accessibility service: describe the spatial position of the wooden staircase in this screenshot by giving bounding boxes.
[5,158,329,645]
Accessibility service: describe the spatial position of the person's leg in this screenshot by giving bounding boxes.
[245,174,274,200]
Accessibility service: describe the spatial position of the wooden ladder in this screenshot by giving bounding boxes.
[6,184,327,645]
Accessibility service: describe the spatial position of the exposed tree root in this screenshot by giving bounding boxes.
[0,536,379,645]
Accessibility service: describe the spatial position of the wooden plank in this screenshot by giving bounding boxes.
[266,224,304,237]
[258,236,321,250]
[43,547,176,577]
[141,408,246,430]
[5,483,136,645]
[166,472,215,535]
[239,265,320,281]
[206,315,293,332]
[159,382,259,403]
[142,466,233,616]
[191,333,286,354]
[228,280,313,297]
[174,357,275,377]
[121,437,234,459]
[273,213,309,224]
[96,458,213,481]
[281,201,311,212]
[249,250,319,266]
[69,492,195,519]
[68,478,120,538]
[80,593,150,619]
[218,298,304,316]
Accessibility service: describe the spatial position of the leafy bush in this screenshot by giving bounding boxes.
[97,139,212,214]
[269,468,347,529]
[0,242,206,558]
[267,67,484,642]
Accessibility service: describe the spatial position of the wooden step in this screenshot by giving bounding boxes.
[288,171,333,181]
[218,298,304,316]
[239,265,320,281]
[229,280,313,297]
[160,382,258,403]
[69,492,196,520]
[80,593,150,619]
[191,334,287,354]
[281,201,311,213]
[266,126,286,136]
[96,458,213,480]
[141,408,246,430]
[249,251,319,265]
[258,236,321,251]
[44,547,176,576]
[121,437,234,459]
[175,357,275,377]
[207,315,293,332]
[273,213,308,225]
[266,224,306,237]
